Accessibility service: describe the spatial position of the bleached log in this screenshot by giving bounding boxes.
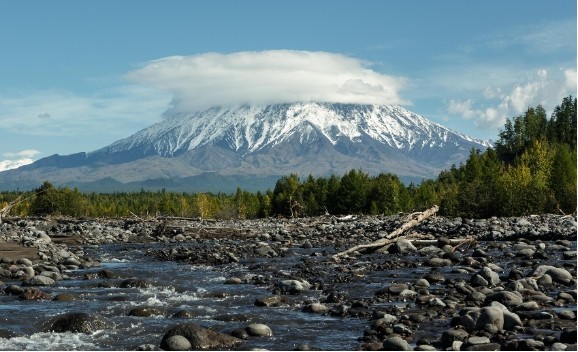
[333,205,439,258]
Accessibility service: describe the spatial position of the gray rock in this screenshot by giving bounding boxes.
[254,295,284,307]
[530,265,573,284]
[475,306,504,331]
[305,303,329,314]
[245,323,272,337]
[395,239,418,253]
[484,290,523,306]
[160,324,241,350]
[441,328,469,348]
[551,342,568,351]
[48,312,113,333]
[23,275,55,286]
[278,279,310,294]
[163,335,192,351]
[425,257,452,267]
[414,278,430,288]
[382,336,412,351]
[388,283,409,295]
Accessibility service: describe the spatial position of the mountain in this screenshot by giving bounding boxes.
[0,103,491,192]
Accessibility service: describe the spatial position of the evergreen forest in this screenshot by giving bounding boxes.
[1,96,576,219]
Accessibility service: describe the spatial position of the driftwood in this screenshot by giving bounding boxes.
[333,205,439,258]
[0,196,22,223]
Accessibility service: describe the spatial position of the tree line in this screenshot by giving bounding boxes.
[1,96,575,219]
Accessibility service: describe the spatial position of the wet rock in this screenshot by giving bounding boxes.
[19,287,51,300]
[424,257,451,267]
[4,284,24,296]
[304,302,330,314]
[172,310,197,319]
[245,323,273,337]
[230,328,249,339]
[560,329,577,344]
[483,290,523,306]
[530,265,573,285]
[128,307,164,317]
[475,306,504,331]
[440,328,469,348]
[382,335,412,350]
[22,275,55,286]
[395,239,418,254]
[48,312,113,333]
[254,295,286,307]
[163,335,192,351]
[160,324,241,350]
[53,293,76,301]
[277,279,310,294]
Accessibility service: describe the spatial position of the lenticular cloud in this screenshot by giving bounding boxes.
[126,50,408,111]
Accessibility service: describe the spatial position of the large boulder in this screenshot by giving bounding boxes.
[48,312,113,333]
[529,265,573,284]
[160,324,242,350]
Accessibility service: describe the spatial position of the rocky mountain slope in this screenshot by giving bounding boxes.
[0,103,490,192]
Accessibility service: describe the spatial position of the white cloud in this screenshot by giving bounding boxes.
[446,68,577,130]
[0,150,40,171]
[125,50,409,112]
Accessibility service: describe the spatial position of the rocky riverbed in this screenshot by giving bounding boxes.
[0,213,576,351]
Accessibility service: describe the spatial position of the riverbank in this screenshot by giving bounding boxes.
[0,213,576,350]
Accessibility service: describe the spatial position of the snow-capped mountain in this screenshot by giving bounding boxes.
[94,103,488,158]
[0,103,491,192]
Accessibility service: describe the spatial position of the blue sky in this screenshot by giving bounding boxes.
[0,0,576,170]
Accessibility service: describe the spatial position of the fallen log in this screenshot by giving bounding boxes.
[332,205,439,258]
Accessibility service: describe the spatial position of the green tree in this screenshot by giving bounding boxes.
[29,181,62,216]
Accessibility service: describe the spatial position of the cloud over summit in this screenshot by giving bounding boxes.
[126,50,409,111]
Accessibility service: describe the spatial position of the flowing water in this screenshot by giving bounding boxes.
[0,243,367,351]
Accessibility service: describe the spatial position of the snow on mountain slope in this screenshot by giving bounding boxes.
[93,102,490,158]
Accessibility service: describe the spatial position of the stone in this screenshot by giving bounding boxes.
[19,288,51,300]
[395,239,418,254]
[484,290,523,306]
[231,328,249,339]
[530,265,573,284]
[254,295,284,307]
[22,275,55,286]
[557,310,576,320]
[172,310,197,319]
[245,323,273,337]
[414,278,430,288]
[48,312,113,333]
[160,324,241,350]
[382,335,412,351]
[551,342,568,351]
[278,279,310,294]
[163,335,192,351]
[128,307,164,317]
[425,257,451,267]
[475,306,504,331]
[441,328,469,348]
[53,293,76,301]
[305,303,329,314]
[560,330,577,344]
[462,343,501,351]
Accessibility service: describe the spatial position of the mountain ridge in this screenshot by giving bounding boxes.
[0,102,491,192]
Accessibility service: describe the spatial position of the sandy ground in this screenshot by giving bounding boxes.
[0,239,39,261]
